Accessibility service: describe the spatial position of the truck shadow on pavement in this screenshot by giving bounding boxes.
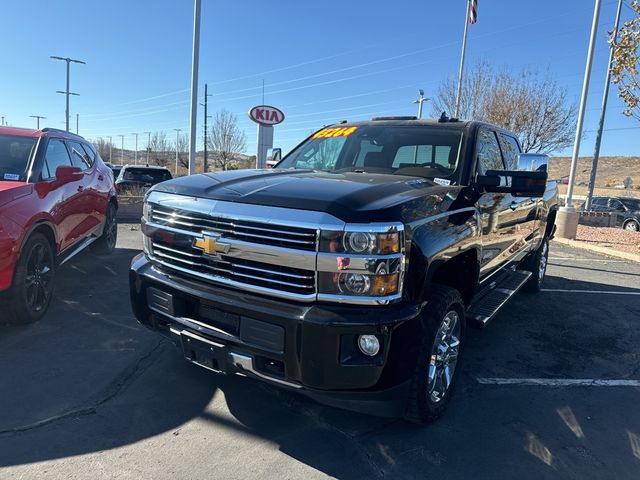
[1,249,639,479]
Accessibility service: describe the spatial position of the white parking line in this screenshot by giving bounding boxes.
[477,378,640,387]
[549,257,627,263]
[541,289,640,295]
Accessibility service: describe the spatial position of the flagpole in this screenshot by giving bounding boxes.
[454,0,471,119]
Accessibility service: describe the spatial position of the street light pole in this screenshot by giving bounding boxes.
[118,135,125,165]
[188,0,202,176]
[29,115,47,129]
[107,136,113,163]
[585,0,624,211]
[144,131,151,165]
[50,56,85,132]
[413,89,430,163]
[454,0,471,119]
[174,128,182,175]
[132,133,139,164]
[556,0,602,239]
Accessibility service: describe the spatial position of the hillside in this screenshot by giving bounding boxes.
[549,156,639,188]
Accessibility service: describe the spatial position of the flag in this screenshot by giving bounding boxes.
[469,0,477,24]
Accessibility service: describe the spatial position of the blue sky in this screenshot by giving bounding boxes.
[2,0,639,157]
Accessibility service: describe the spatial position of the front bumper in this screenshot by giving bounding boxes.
[129,254,423,416]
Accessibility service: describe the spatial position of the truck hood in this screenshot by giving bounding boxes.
[0,181,32,208]
[154,169,459,223]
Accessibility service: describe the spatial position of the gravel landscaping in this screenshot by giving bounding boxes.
[575,225,640,255]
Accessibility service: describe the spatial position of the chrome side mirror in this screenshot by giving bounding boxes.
[517,153,549,172]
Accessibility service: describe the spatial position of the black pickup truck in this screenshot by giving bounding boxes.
[129,117,558,423]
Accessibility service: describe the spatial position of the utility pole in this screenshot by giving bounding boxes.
[585,0,624,211]
[30,115,47,129]
[1,116,4,126]
[201,83,212,172]
[556,0,602,239]
[50,56,85,132]
[188,0,202,175]
[174,128,182,175]
[118,135,125,165]
[107,136,113,163]
[132,133,139,164]
[144,131,152,165]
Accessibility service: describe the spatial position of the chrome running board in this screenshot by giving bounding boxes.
[59,236,98,265]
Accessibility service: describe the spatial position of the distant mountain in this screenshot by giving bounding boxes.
[549,156,639,188]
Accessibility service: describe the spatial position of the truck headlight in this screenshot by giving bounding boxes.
[318,224,405,302]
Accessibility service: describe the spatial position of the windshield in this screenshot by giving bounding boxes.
[277,125,464,180]
[621,198,640,211]
[0,134,37,182]
[119,168,172,183]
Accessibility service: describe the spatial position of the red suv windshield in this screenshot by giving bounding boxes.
[0,134,37,182]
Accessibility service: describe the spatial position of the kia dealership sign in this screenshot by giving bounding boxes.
[248,105,285,126]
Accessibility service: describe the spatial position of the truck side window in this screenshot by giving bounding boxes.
[498,133,521,170]
[476,129,505,174]
[42,139,73,180]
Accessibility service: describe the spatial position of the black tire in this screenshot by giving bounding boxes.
[404,285,466,424]
[5,232,56,324]
[92,203,117,255]
[521,236,549,293]
[623,220,639,232]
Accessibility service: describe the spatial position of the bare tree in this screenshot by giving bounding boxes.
[611,0,640,122]
[92,137,111,161]
[623,176,633,189]
[206,110,247,171]
[174,133,189,169]
[148,131,170,167]
[432,62,578,154]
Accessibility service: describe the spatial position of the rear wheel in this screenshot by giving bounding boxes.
[404,285,465,424]
[521,237,549,293]
[6,233,56,324]
[92,203,117,255]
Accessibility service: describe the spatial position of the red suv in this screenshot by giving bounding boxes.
[0,127,118,323]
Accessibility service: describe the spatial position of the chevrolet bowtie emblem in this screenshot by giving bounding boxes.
[194,233,230,256]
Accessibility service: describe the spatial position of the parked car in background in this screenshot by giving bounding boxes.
[582,196,640,231]
[115,165,172,194]
[0,126,117,324]
[105,163,123,182]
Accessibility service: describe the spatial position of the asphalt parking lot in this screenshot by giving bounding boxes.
[1,224,639,479]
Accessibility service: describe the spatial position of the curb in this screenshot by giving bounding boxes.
[552,237,640,263]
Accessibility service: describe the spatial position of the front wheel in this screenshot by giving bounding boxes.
[521,237,549,293]
[624,220,639,232]
[6,232,56,324]
[404,285,465,424]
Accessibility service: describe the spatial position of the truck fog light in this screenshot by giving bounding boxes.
[358,335,380,356]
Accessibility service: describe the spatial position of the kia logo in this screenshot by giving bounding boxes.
[248,105,285,126]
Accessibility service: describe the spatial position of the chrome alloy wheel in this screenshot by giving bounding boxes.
[539,240,548,281]
[427,310,461,403]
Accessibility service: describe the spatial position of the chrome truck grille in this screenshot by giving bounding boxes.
[143,192,344,301]
[150,205,317,251]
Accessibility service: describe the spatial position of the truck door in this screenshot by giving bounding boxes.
[498,133,538,245]
[476,129,529,279]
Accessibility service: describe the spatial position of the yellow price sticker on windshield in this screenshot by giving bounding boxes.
[312,126,358,139]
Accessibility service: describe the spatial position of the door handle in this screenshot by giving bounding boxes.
[510,201,518,211]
